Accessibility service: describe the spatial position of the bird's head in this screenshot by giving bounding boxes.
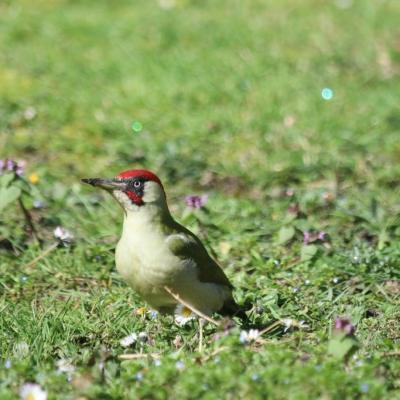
[82,169,166,213]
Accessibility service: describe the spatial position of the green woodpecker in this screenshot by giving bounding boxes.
[82,169,242,317]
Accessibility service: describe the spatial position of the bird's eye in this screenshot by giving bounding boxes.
[133,181,142,188]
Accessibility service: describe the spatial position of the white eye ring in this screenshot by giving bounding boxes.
[133,181,141,188]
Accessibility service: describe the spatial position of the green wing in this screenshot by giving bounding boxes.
[166,225,233,288]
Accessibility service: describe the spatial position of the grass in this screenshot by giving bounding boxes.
[1,0,400,398]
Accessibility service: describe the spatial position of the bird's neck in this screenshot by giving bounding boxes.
[122,203,174,234]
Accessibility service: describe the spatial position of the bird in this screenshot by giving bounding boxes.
[82,169,243,319]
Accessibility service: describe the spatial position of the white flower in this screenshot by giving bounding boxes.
[174,304,196,326]
[120,332,138,347]
[23,107,37,121]
[282,318,294,332]
[239,329,259,344]
[154,359,162,367]
[19,383,47,400]
[135,372,144,381]
[53,226,74,244]
[175,360,185,370]
[56,358,75,375]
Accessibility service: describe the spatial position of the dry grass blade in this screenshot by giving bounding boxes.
[119,353,161,360]
[164,286,220,327]
[24,242,59,269]
[259,321,282,336]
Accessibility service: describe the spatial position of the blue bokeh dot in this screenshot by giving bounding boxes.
[321,88,334,100]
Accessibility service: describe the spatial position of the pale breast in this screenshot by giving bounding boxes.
[113,210,232,314]
[115,226,184,308]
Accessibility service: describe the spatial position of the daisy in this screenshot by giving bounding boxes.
[174,304,196,326]
[53,226,74,245]
[239,329,259,344]
[19,383,47,400]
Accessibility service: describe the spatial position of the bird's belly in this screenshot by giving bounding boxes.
[115,228,232,315]
[115,232,182,309]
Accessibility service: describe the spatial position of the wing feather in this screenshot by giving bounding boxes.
[166,225,232,288]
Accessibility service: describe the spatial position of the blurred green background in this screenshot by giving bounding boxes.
[2,0,399,187]
[1,1,400,399]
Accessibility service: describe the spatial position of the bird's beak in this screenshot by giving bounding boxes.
[81,178,127,191]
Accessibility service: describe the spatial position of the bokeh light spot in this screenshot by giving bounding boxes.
[131,121,143,132]
[321,88,333,100]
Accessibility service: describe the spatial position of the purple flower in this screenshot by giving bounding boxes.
[334,317,355,335]
[360,383,369,393]
[16,167,25,176]
[0,159,26,176]
[185,195,208,209]
[318,231,327,241]
[303,230,328,245]
[303,231,312,244]
[6,160,14,171]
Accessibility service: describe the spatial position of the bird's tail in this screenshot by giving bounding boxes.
[220,298,249,322]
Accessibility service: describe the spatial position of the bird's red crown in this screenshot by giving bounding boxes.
[117,169,163,189]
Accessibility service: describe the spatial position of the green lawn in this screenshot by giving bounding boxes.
[1,0,400,398]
